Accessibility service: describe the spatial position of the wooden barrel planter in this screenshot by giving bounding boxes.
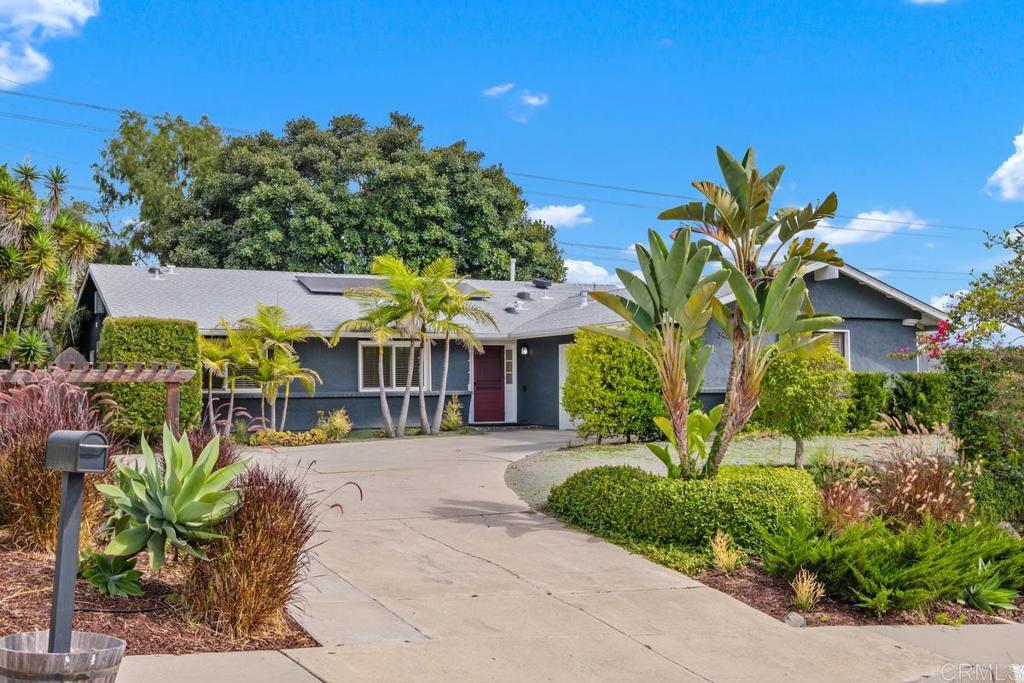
[0,631,125,682]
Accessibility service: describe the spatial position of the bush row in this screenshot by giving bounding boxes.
[249,429,329,447]
[846,371,950,431]
[762,517,1024,615]
[943,347,1024,462]
[547,465,819,554]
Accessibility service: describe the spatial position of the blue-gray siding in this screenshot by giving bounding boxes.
[516,335,574,427]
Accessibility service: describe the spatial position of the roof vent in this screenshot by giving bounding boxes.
[504,302,519,314]
[516,291,533,301]
[147,265,164,281]
[532,277,552,290]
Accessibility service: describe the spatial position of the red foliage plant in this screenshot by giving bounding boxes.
[0,371,123,550]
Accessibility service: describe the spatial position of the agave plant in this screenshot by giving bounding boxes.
[959,558,1020,614]
[590,228,729,478]
[97,423,246,570]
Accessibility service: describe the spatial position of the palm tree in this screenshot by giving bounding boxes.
[657,146,842,474]
[346,256,429,437]
[423,261,496,434]
[277,354,322,431]
[218,317,255,436]
[199,336,232,429]
[333,306,398,437]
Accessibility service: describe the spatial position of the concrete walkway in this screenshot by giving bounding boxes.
[119,430,994,683]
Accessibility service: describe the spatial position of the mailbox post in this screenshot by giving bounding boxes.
[44,430,109,654]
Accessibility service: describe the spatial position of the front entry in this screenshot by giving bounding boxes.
[473,345,505,422]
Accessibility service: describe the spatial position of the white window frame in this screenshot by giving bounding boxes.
[817,328,851,367]
[357,340,431,393]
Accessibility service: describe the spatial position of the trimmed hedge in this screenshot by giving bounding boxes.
[97,317,202,437]
[249,429,328,447]
[944,348,1024,462]
[974,460,1024,525]
[847,372,891,431]
[547,465,819,553]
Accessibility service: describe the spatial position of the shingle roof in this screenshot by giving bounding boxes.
[85,264,622,338]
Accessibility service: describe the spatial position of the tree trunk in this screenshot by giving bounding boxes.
[378,346,395,438]
[270,395,277,432]
[14,297,28,336]
[222,380,237,437]
[707,335,743,478]
[794,437,805,469]
[417,338,431,434]
[396,339,416,436]
[260,387,267,428]
[280,383,290,432]
[430,335,452,434]
[657,332,692,478]
[206,373,216,431]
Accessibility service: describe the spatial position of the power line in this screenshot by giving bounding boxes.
[0,76,253,136]
[517,172,995,234]
[0,110,111,133]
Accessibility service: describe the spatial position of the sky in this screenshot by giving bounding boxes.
[0,0,1022,310]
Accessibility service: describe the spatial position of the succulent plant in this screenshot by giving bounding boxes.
[97,423,246,570]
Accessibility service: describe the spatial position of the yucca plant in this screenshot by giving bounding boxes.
[590,228,729,478]
[97,423,246,570]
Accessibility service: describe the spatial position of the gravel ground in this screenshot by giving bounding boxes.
[505,433,954,509]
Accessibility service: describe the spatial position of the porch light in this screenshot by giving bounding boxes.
[520,345,529,357]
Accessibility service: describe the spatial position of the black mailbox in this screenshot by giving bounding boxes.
[45,430,109,473]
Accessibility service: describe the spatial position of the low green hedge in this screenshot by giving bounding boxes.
[97,317,202,437]
[847,372,891,431]
[974,460,1024,525]
[889,371,950,428]
[547,465,819,553]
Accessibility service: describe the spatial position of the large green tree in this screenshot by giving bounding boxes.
[946,225,1024,345]
[96,112,565,280]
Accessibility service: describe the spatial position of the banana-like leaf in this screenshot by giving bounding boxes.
[761,256,801,324]
[710,298,733,335]
[652,415,677,447]
[674,281,718,339]
[661,228,691,297]
[686,344,713,398]
[669,244,712,311]
[717,146,752,219]
[586,323,649,347]
[589,291,655,334]
[693,181,743,238]
[657,201,717,223]
[764,278,806,335]
[726,267,760,321]
[786,237,844,266]
[788,314,843,335]
[776,331,835,358]
[645,443,680,478]
[776,193,838,242]
[617,269,657,320]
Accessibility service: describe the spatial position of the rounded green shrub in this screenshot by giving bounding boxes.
[97,316,202,437]
[847,372,891,431]
[547,465,819,553]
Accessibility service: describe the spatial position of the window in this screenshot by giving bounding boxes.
[815,329,850,364]
[504,347,513,384]
[359,342,427,391]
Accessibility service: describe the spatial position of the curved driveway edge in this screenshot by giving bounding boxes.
[120,430,951,683]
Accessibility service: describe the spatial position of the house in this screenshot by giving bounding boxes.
[75,263,947,430]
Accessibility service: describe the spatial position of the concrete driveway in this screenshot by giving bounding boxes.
[120,430,959,683]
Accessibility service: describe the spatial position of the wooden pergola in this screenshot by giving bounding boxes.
[0,349,196,435]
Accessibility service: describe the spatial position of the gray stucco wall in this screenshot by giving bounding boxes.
[517,335,574,427]
[217,337,472,431]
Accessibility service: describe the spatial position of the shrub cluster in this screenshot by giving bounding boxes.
[761,517,1024,615]
[889,372,951,428]
[97,316,202,437]
[181,465,319,638]
[315,408,353,441]
[847,372,890,431]
[944,347,1024,462]
[440,395,465,432]
[974,459,1024,525]
[249,429,328,447]
[561,329,665,442]
[547,465,819,553]
[0,373,120,550]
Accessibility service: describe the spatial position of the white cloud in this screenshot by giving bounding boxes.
[986,126,1024,200]
[482,82,514,96]
[564,259,621,285]
[930,290,966,311]
[526,203,592,228]
[0,0,97,85]
[520,90,549,107]
[815,209,926,246]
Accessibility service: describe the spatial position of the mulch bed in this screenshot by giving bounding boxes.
[699,563,1023,626]
[0,545,317,656]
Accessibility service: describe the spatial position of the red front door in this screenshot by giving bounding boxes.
[473,346,505,422]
